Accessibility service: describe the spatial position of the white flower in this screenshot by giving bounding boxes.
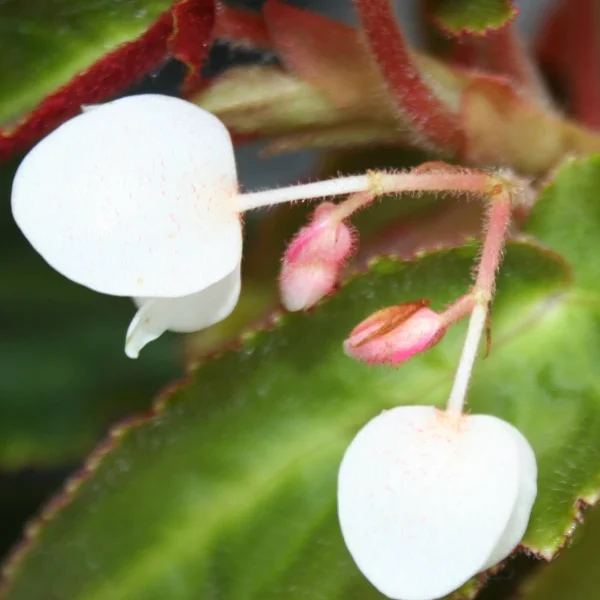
[11,94,242,358]
[337,405,537,600]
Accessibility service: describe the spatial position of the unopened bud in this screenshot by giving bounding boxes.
[280,262,338,311]
[286,202,353,264]
[344,301,446,365]
[280,202,354,311]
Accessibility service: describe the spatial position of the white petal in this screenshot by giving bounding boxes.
[125,263,241,358]
[479,416,537,569]
[80,104,102,113]
[337,406,533,600]
[12,94,242,298]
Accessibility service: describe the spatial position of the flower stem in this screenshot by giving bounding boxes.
[236,175,369,211]
[445,303,488,416]
[439,294,476,327]
[236,167,493,213]
[445,191,512,416]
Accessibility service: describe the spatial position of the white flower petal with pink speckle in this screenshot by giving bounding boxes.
[12,94,242,298]
[11,94,244,356]
[337,405,537,600]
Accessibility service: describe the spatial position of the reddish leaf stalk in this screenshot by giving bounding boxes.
[0,14,171,161]
[535,1,568,73]
[170,0,217,95]
[353,0,464,154]
[467,26,551,107]
[0,0,216,161]
[214,1,271,49]
[566,0,600,129]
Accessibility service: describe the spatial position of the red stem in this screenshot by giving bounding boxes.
[566,0,600,129]
[0,13,173,161]
[535,1,568,74]
[0,0,216,161]
[171,0,217,95]
[353,0,463,153]
[475,27,549,104]
[214,1,271,48]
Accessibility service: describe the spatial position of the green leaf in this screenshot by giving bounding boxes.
[427,0,517,35]
[0,160,180,468]
[3,239,588,600]
[515,154,600,556]
[0,0,172,124]
[516,503,600,600]
[525,155,600,291]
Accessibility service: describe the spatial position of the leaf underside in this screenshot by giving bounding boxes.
[427,0,517,36]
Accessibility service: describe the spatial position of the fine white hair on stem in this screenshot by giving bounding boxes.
[236,175,370,211]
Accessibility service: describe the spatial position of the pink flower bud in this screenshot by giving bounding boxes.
[280,202,354,311]
[280,262,338,311]
[344,301,446,365]
[285,202,353,265]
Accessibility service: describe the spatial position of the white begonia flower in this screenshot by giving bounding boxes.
[338,405,537,600]
[11,94,243,358]
[11,93,387,356]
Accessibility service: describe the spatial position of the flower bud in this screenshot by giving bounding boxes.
[280,202,354,311]
[344,301,446,365]
[280,262,338,312]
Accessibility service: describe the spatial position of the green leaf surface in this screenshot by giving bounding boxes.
[3,237,591,600]
[525,155,600,291]
[0,160,180,468]
[516,503,600,600]
[427,0,517,35]
[0,0,172,125]
[519,154,600,555]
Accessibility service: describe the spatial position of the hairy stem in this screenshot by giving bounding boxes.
[445,302,489,416]
[353,0,463,153]
[236,166,493,213]
[237,175,369,211]
[446,191,512,415]
[439,294,476,327]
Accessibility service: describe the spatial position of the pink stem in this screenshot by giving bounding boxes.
[440,294,476,327]
[379,168,490,196]
[475,191,512,297]
[353,0,463,154]
[445,191,512,415]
